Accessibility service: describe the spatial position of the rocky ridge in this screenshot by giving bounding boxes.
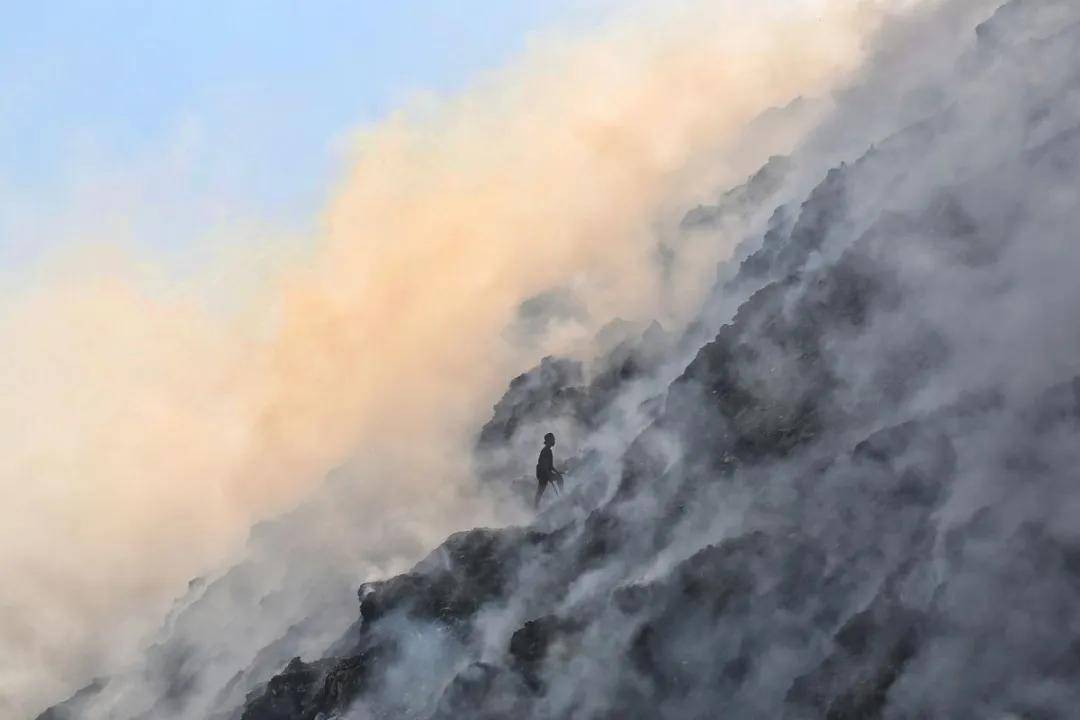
[38,1,1080,718]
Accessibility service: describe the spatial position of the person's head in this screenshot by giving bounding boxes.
[544,432,555,447]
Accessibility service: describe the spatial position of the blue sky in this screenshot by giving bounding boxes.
[0,1,612,269]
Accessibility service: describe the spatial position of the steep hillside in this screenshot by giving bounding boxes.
[38,1,1080,718]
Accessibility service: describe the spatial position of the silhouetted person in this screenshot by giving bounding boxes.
[535,432,564,508]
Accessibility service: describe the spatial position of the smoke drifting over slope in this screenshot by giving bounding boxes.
[217,0,1080,716]
[3,2,892,716]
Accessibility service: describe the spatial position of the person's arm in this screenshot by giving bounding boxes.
[556,454,569,476]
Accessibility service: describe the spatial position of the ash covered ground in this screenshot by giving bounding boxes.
[38,1,1080,718]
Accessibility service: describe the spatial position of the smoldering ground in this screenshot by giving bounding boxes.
[439,1,1080,717]
[4,1,902,717]
[216,0,1080,717]
[33,0,1080,715]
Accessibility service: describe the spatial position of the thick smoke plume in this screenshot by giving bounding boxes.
[2,2,891,716]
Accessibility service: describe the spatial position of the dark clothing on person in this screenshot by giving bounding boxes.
[535,446,562,507]
[537,446,554,481]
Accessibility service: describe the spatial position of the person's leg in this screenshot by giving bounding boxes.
[534,478,547,508]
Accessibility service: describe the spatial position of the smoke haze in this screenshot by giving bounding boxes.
[36,0,1080,716]
[2,1,894,715]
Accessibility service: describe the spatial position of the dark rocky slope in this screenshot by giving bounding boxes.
[38,1,1080,718]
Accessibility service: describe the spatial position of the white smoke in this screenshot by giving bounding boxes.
[5,2,898,717]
